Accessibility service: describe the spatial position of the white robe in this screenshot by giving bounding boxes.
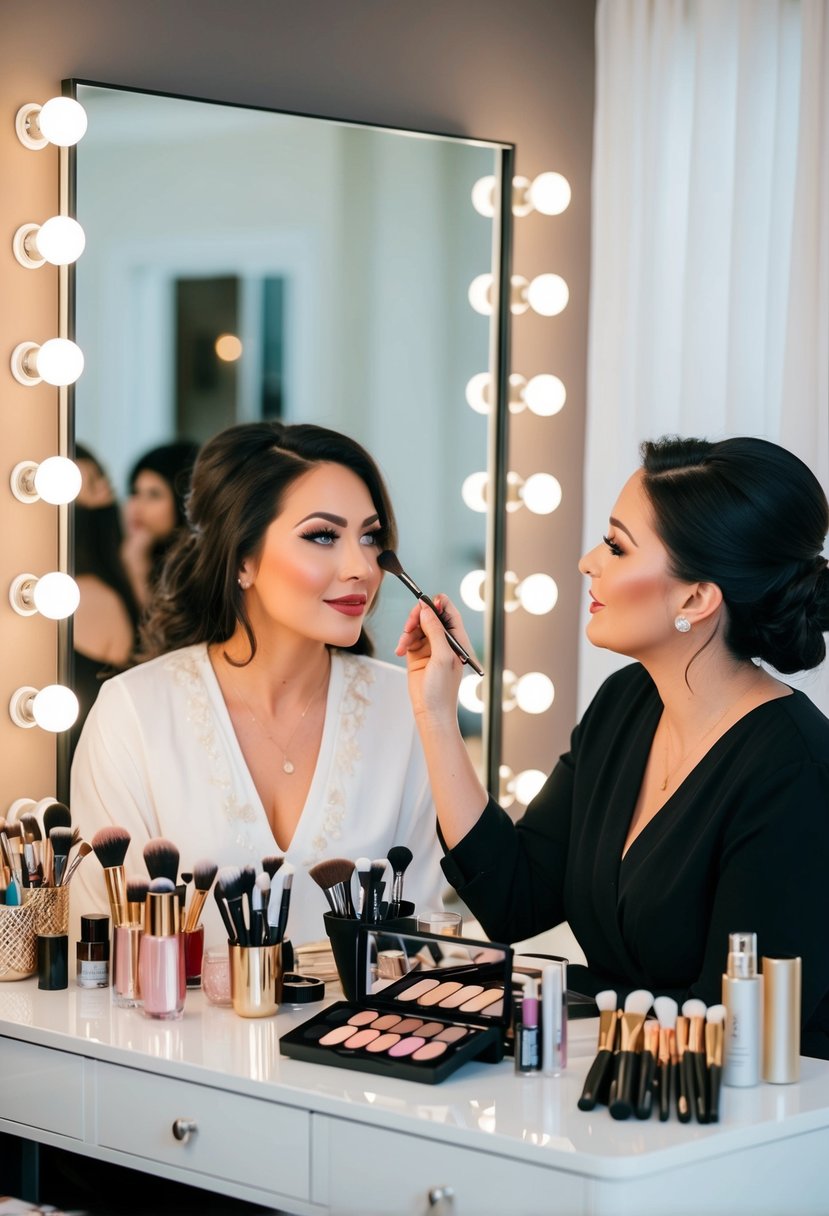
[70,644,445,948]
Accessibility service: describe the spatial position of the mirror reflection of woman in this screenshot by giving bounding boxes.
[397,436,829,1058]
[71,422,444,947]
[121,440,200,610]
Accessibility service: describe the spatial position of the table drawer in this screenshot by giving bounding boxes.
[96,1062,310,1201]
[0,1037,84,1139]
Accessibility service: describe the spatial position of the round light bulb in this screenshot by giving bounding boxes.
[516,573,559,615]
[468,274,493,316]
[527,273,569,317]
[458,673,485,714]
[37,97,88,147]
[521,472,562,515]
[524,374,566,417]
[35,338,84,386]
[461,472,488,513]
[34,216,86,265]
[32,684,79,732]
[528,172,571,215]
[471,176,496,218]
[465,373,491,415]
[33,457,82,505]
[459,570,487,612]
[32,572,80,620]
[515,672,555,714]
[215,333,243,362]
[514,769,547,805]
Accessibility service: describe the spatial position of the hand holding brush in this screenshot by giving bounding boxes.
[378,550,484,676]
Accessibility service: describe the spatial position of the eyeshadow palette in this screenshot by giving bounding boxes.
[280,926,513,1084]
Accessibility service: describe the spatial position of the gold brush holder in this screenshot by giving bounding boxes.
[25,885,70,936]
[229,943,282,1018]
[0,904,37,981]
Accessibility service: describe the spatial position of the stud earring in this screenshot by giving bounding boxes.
[238,576,248,591]
[674,614,691,634]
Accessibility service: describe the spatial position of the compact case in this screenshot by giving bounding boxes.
[280,925,513,1084]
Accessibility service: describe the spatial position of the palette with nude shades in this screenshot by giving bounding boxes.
[280,927,513,1084]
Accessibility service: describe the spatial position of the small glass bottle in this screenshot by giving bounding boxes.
[139,877,185,1020]
[76,913,110,989]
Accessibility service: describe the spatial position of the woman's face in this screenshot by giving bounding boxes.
[126,470,177,539]
[76,457,114,508]
[578,469,687,660]
[240,461,384,647]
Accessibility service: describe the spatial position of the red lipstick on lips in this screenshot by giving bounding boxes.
[324,594,367,617]
[589,593,604,614]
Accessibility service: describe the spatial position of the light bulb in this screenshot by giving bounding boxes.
[36,457,82,504]
[471,176,496,218]
[465,373,491,415]
[468,274,493,316]
[516,573,559,615]
[515,672,555,714]
[9,685,79,732]
[524,374,566,417]
[521,472,562,515]
[502,669,518,712]
[510,275,530,315]
[11,339,84,387]
[36,97,88,146]
[499,765,516,809]
[527,274,569,317]
[503,570,520,613]
[32,572,80,620]
[514,769,547,805]
[461,472,488,513]
[215,334,243,361]
[505,471,525,512]
[33,216,86,265]
[460,570,487,612]
[528,172,571,215]
[510,176,534,218]
[458,673,485,714]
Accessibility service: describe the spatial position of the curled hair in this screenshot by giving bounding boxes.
[140,422,397,663]
[641,436,829,674]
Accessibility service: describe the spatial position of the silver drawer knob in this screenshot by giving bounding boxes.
[428,1185,455,1211]
[172,1117,198,1144]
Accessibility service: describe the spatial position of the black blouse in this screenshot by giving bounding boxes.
[441,663,829,1058]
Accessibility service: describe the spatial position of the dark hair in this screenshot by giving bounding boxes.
[140,421,397,662]
[73,443,140,631]
[641,436,829,673]
[128,440,200,529]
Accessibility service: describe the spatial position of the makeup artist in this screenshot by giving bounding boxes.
[397,436,829,1058]
[71,421,445,947]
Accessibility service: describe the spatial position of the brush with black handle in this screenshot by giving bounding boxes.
[377,550,484,676]
[386,845,413,918]
[577,990,619,1110]
[653,996,678,1123]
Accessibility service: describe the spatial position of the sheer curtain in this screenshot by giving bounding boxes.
[581,0,829,713]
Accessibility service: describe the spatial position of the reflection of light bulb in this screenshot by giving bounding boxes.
[503,570,520,613]
[516,573,559,615]
[461,472,488,513]
[458,674,485,714]
[460,570,487,612]
[465,373,491,415]
[11,339,84,387]
[33,573,80,620]
[471,176,496,217]
[524,374,566,417]
[527,274,569,317]
[510,275,530,315]
[521,473,562,515]
[14,217,86,268]
[528,172,571,215]
[515,672,555,714]
[468,274,493,315]
[502,669,518,712]
[499,765,516,809]
[215,334,243,361]
[36,98,88,146]
[36,457,82,504]
[514,769,547,805]
[9,685,79,732]
[511,176,534,218]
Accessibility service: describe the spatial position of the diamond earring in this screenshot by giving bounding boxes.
[674,614,691,634]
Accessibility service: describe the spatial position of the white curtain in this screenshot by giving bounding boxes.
[581,0,829,714]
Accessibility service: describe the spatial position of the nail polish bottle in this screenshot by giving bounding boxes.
[76,913,110,989]
[138,877,185,1020]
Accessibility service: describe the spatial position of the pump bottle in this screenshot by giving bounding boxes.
[722,931,762,1087]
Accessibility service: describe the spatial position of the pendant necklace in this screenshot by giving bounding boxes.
[228,660,330,776]
[660,683,760,792]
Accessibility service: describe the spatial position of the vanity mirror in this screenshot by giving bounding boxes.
[62,80,512,794]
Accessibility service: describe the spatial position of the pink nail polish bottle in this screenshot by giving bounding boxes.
[139,877,185,1020]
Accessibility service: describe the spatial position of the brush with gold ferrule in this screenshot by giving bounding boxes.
[675,1014,693,1123]
[705,1003,726,1123]
[634,1019,660,1119]
[608,989,653,1121]
[653,996,679,1122]
[577,990,619,1111]
[90,826,131,928]
[183,858,219,933]
[682,998,709,1123]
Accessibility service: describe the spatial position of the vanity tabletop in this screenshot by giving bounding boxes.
[2,979,829,1182]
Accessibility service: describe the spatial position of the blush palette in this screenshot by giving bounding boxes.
[280,926,513,1084]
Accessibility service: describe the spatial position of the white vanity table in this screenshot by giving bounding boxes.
[1,980,828,1216]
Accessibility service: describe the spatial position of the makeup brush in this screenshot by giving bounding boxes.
[240,864,257,932]
[143,837,180,885]
[634,1019,660,1119]
[19,813,44,887]
[653,995,678,1123]
[126,876,150,925]
[42,802,71,885]
[213,876,236,944]
[261,854,284,880]
[608,988,653,1121]
[705,1003,726,1123]
[183,858,218,933]
[49,826,72,888]
[674,1015,693,1123]
[214,866,249,946]
[354,856,372,918]
[365,859,387,923]
[62,840,92,886]
[308,858,357,919]
[377,550,485,676]
[91,826,131,926]
[386,845,413,917]
[577,989,619,1111]
[683,997,709,1123]
[251,871,271,946]
[274,863,295,944]
[0,820,23,894]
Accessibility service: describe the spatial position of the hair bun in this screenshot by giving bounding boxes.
[747,558,829,674]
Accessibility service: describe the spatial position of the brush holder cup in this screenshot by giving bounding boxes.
[229,943,283,1017]
[25,886,69,936]
[324,911,417,1002]
[0,904,37,981]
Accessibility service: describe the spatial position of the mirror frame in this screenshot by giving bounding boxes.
[57,78,514,802]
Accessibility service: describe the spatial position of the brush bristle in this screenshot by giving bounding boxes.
[653,996,678,1028]
[91,825,130,868]
[377,549,403,575]
[48,826,72,857]
[624,988,654,1015]
[215,865,243,900]
[355,856,371,874]
[5,822,22,839]
[255,871,271,893]
[126,876,150,902]
[308,858,355,889]
[369,859,387,882]
[706,1003,726,1023]
[595,989,618,1012]
[143,837,179,883]
[148,876,175,894]
[43,803,72,833]
[261,855,284,878]
[386,845,413,871]
[191,858,218,890]
[19,813,43,842]
[281,862,295,888]
[682,997,707,1019]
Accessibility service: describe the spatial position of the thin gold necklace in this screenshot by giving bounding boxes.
[660,683,759,792]
[227,659,330,776]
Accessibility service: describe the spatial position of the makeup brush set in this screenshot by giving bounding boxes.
[577,990,725,1123]
[309,845,415,925]
[0,800,87,905]
[213,857,294,949]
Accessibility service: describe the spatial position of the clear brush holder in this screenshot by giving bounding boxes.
[229,943,283,1017]
[24,886,70,936]
[0,904,37,981]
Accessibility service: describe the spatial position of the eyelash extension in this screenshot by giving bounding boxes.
[300,527,339,543]
[602,534,624,557]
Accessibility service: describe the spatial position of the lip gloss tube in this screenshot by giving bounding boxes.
[542,961,567,1076]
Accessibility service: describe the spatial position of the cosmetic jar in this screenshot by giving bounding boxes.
[76,913,110,989]
[281,972,325,1007]
[202,946,232,1007]
[229,943,282,1017]
[38,932,68,990]
[762,955,801,1084]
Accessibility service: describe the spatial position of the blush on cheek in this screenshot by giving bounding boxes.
[266,552,331,593]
